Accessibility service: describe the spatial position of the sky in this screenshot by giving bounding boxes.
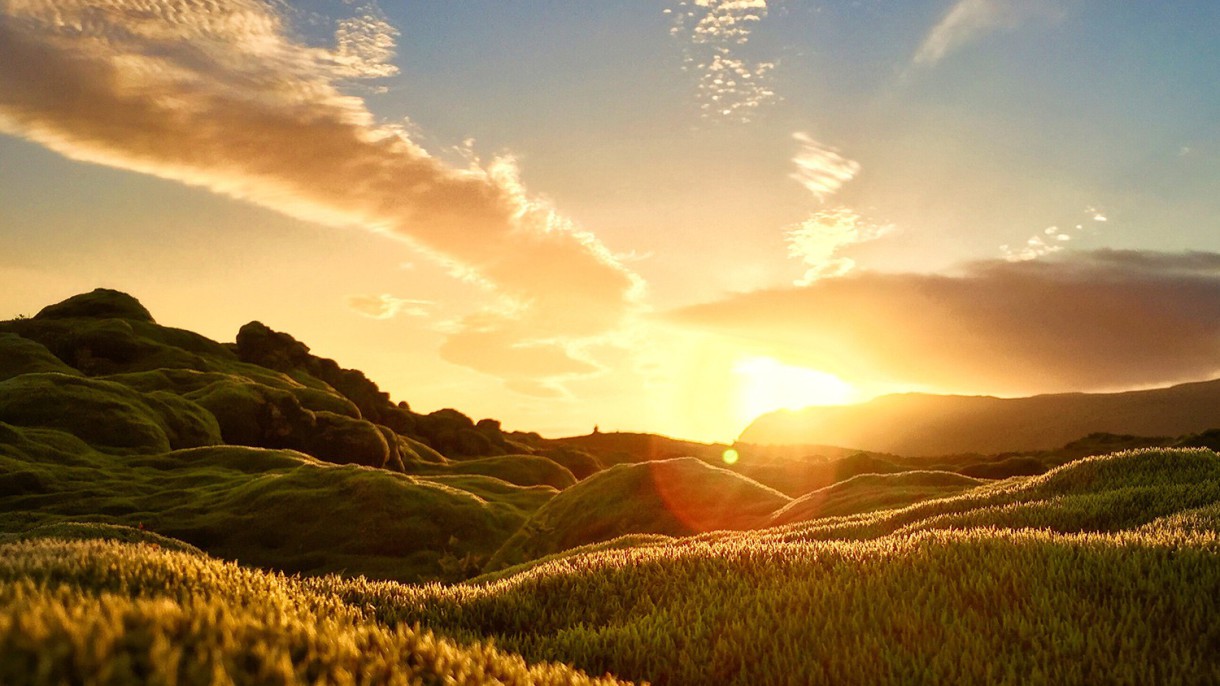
[1,0,1219,443]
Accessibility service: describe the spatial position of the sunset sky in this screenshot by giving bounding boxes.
[2,0,1219,442]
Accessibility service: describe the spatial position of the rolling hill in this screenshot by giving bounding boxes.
[3,289,1220,683]
[741,381,1220,455]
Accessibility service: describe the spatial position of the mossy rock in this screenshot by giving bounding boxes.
[408,454,577,490]
[396,434,447,464]
[302,411,391,469]
[107,368,360,419]
[32,288,154,322]
[0,435,551,583]
[132,447,540,582]
[0,333,81,381]
[0,373,220,453]
[4,318,209,376]
[486,457,790,571]
[185,378,312,448]
[537,446,604,480]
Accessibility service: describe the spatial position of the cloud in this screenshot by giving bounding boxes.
[789,133,861,201]
[438,312,601,378]
[668,250,1220,394]
[0,0,641,386]
[1001,206,1109,261]
[668,0,776,122]
[332,9,400,81]
[347,294,431,319]
[783,134,889,283]
[786,208,894,284]
[914,0,1065,66]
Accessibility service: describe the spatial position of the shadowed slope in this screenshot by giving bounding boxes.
[769,470,984,525]
[0,424,550,583]
[486,457,789,571]
[742,381,1220,455]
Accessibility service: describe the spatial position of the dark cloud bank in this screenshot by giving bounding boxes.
[669,250,1220,394]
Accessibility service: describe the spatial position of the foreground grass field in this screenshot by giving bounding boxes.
[2,448,1219,684]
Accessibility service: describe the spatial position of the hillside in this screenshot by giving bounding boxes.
[3,448,1219,684]
[4,289,1220,683]
[0,289,579,582]
[741,381,1220,455]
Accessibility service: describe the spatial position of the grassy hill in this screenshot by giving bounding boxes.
[2,448,1218,684]
[0,290,577,582]
[3,289,1220,682]
[741,381,1220,455]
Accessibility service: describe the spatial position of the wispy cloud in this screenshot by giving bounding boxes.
[1001,207,1109,262]
[787,208,894,284]
[667,0,776,122]
[790,133,861,201]
[347,294,431,320]
[783,133,889,283]
[0,0,641,389]
[670,250,1220,394]
[914,0,1065,66]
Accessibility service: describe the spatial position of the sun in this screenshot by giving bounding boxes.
[733,356,857,427]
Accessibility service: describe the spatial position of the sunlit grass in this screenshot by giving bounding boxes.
[3,448,1219,684]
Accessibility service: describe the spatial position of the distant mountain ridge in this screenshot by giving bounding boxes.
[740,379,1220,455]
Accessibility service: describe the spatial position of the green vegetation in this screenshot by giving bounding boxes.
[0,424,544,583]
[0,539,623,685]
[769,470,984,524]
[408,454,578,490]
[487,457,790,572]
[5,449,1215,684]
[4,289,1220,683]
[334,448,1220,685]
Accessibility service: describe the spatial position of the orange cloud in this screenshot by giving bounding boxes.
[0,0,640,385]
[347,294,431,320]
[669,250,1220,394]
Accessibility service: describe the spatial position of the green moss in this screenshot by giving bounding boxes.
[301,411,390,468]
[32,288,155,322]
[0,429,543,583]
[770,471,984,524]
[409,454,577,490]
[0,334,80,381]
[0,374,220,453]
[486,457,790,571]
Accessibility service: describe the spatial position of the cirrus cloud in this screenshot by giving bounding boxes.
[914,0,1066,66]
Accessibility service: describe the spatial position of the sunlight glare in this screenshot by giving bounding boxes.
[734,356,856,426]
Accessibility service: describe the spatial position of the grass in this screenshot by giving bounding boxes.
[0,539,624,686]
[4,448,1216,684]
[407,454,578,490]
[327,449,1220,685]
[769,470,984,524]
[4,291,1220,683]
[0,423,554,583]
[486,457,790,572]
